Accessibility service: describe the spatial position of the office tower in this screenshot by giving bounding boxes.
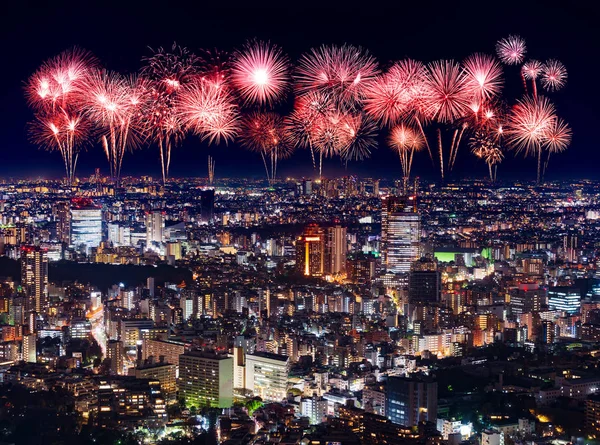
[178,350,233,408]
[245,352,289,402]
[70,198,102,253]
[386,375,437,427]
[53,201,71,244]
[381,195,421,274]
[134,358,178,404]
[548,287,581,314]
[347,253,377,285]
[166,241,182,260]
[120,289,136,311]
[509,284,546,315]
[20,245,48,314]
[200,189,215,223]
[564,233,578,263]
[408,258,441,304]
[22,333,36,363]
[296,224,325,277]
[325,224,347,276]
[143,339,187,376]
[119,318,154,347]
[146,210,165,251]
[147,277,155,298]
[540,320,555,344]
[107,340,124,375]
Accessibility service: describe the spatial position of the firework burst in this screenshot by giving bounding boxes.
[295,44,379,110]
[231,40,290,106]
[239,112,292,185]
[541,59,567,92]
[495,35,526,65]
[462,53,504,101]
[338,113,378,162]
[388,124,425,180]
[178,79,240,145]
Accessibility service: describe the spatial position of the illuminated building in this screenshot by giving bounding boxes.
[381,195,421,274]
[107,340,124,375]
[143,338,187,376]
[178,350,233,408]
[548,287,581,314]
[22,333,36,363]
[296,224,325,277]
[53,201,71,244]
[347,253,377,285]
[509,284,546,315]
[385,375,437,427]
[134,358,177,404]
[325,224,347,275]
[70,199,102,253]
[245,351,289,402]
[20,245,48,314]
[146,210,165,252]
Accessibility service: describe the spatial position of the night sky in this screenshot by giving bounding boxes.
[1,1,598,181]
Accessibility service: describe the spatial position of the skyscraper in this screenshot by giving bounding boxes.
[200,189,215,224]
[381,195,421,274]
[22,333,36,363]
[20,245,48,314]
[53,201,71,244]
[296,224,325,277]
[70,198,102,253]
[146,210,165,252]
[325,224,347,276]
[386,375,437,427]
[178,350,233,408]
[408,258,441,304]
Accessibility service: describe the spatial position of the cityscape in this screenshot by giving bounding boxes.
[1,1,598,445]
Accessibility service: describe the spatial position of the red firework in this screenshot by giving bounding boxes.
[541,59,567,92]
[543,118,571,153]
[26,47,96,111]
[423,60,471,123]
[231,40,290,106]
[338,113,378,162]
[495,35,526,65]
[505,95,556,156]
[364,59,428,127]
[462,53,504,101]
[521,60,544,80]
[295,44,379,109]
[178,79,239,145]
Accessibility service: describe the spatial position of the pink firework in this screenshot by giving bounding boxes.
[199,48,231,89]
[388,123,425,179]
[521,60,544,80]
[231,40,290,106]
[339,113,378,162]
[423,60,471,123]
[29,109,92,184]
[462,53,504,101]
[364,59,428,126]
[26,47,96,111]
[543,118,571,153]
[541,59,567,92]
[495,35,526,65]
[238,112,291,184]
[178,79,239,145]
[295,44,379,109]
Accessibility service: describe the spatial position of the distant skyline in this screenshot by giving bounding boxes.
[2,1,597,181]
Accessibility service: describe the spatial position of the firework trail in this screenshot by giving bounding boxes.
[521,60,543,97]
[26,48,96,184]
[239,112,292,185]
[231,40,290,107]
[388,124,425,183]
[141,44,200,184]
[78,70,149,185]
[208,155,215,185]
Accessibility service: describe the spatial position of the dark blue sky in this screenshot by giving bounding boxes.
[1,1,597,181]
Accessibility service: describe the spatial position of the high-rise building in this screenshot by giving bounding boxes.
[146,210,165,252]
[325,224,347,276]
[548,287,581,314]
[107,340,124,375]
[245,352,289,402]
[200,189,215,223]
[408,258,441,304]
[178,350,233,408]
[22,333,36,363]
[134,358,178,404]
[385,375,437,427]
[381,195,421,274]
[509,284,546,315]
[20,245,48,314]
[70,198,102,253]
[296,224,325,277]
[347,253,377,285]
[53,201,71,244]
